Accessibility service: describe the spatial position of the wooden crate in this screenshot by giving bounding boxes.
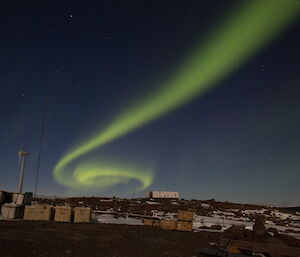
[54,206,72,223]
[177,210,193,221]
[161,220,177,230]
[23,206,35,220]
[153,220,161,227]
[23,205,52,221]
[1,204,23,219]
[177,221,193,232]
[74,207,92,223]
[143,219,154,226]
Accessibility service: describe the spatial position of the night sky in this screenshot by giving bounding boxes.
[0,0,299,205]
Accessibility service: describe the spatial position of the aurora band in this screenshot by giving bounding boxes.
[54,0,300,192]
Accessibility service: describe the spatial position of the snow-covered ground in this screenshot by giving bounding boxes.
[146,201,161,205]
[95,214,142,225]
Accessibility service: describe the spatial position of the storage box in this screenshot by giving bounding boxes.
[177,221,193,232]
[54,206,72,222]
[143,219,154,226]
[177,210,193,221]
[74,207,91,223]
[1,204,23,219]
[23,205,52,221]
[23,205,35,220]
[12,192,32,205]
[161,219,177,230]
[153,220,161,227]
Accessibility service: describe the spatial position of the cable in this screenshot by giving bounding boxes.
[33,97,48,199]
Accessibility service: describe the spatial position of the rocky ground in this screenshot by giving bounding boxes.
[1,197,300,257]
[0,219,299,257]
[0,220,218,257]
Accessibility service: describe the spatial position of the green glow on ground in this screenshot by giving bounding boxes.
[54,0,300,193]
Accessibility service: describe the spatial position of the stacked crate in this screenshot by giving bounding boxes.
[153,220,161,227]
[161,219,177,230]
[177,210,193,232]
[12,192,32,205]
[143,218,154,226]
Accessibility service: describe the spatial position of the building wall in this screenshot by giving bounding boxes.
[149,191,179,199]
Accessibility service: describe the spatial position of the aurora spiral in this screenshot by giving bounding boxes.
[54,0,300,193]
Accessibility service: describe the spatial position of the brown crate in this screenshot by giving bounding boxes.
[153,220,161,227]
[54,206,72,222]
[23,206,35,220]
[177,221,193,232]
[161,220,177,230]
[23,205,52,221]
[74,207,91,223]
[177,210,193,221]
[143,219,154,226]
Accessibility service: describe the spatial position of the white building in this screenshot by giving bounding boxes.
[148,191,179,199]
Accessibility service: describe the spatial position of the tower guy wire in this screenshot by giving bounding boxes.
[34,96,48,198]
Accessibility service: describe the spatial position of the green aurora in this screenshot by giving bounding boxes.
[54,0,300,193]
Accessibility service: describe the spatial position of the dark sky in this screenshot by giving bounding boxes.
[0,0,299,204]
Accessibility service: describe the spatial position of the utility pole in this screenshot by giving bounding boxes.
[18,149,29,193]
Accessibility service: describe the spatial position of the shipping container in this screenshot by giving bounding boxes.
[149,191,179,199]
[177,210,193,221]
[161,219,177,230]
[177,221,193,232]
[74,207,92,223]
[54,206,72,222]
